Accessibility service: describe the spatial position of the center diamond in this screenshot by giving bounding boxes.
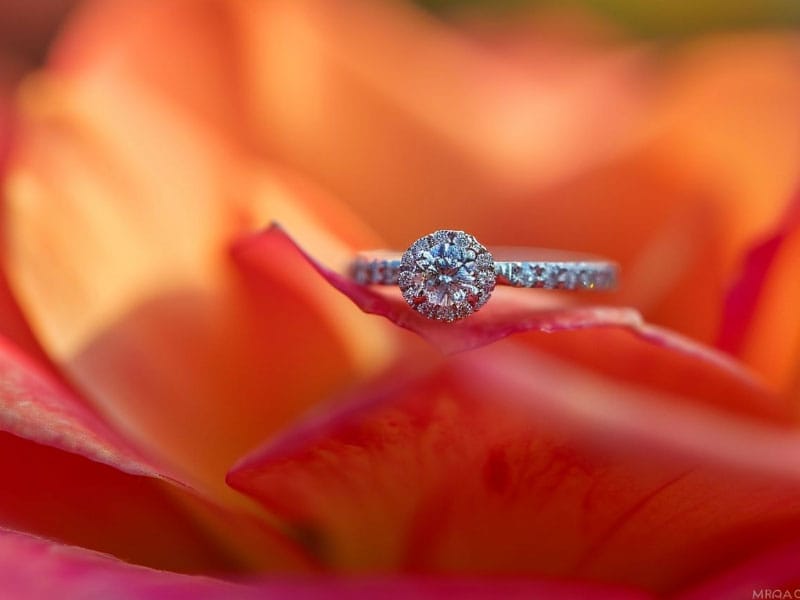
[398,230,495,322]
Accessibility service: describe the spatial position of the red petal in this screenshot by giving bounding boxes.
[228,344,800,593]
[0,528,647,600]
[235,225,646,354]
[0,333,310,573]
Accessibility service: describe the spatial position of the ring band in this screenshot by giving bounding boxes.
[349,229,618,322]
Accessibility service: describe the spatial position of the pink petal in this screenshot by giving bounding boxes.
[0,528,648,600]
[0,333,310,572]
[233,225,646,354]
[228,343,800,593]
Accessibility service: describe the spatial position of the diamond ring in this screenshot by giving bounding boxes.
[349,229,618,322]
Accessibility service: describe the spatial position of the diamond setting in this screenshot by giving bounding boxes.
[398,230,495,322]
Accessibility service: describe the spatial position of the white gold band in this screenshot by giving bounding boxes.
[348,230,618,322]
[349,256,617,291]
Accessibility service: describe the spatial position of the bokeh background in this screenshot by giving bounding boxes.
[1,1,800,595]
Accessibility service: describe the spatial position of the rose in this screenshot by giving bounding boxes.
[2,0,800,597]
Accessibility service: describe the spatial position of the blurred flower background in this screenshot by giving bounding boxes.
[1,0,800,598]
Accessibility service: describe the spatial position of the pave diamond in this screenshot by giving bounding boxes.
[399,230,495,322]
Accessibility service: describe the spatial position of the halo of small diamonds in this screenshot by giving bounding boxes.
[398,230,495,322]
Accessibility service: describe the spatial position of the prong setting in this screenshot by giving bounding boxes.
[398,230,496,322]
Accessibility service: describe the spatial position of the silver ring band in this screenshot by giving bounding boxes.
[348,229,618,322]
[350,256,617,290]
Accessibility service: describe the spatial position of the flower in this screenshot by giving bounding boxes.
[2,0,800,597]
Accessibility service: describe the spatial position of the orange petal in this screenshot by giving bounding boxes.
[231,0,649,246]
[229,343,800,592]
[234,2,800,349]
[41,0,800,355]
[3,33,395,499]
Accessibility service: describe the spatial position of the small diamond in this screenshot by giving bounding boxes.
[541,265,559,289]
[368,261,382,283]
[410,238,429,255]
[595,269,614,289]
[398,230,496,322]
[476,252,493,268]
[578,270,595,289]
[432,230,450,244]
[398,271,414,288]
[453,232,470,248]
[556,268,577,289]
[518,263,535,287]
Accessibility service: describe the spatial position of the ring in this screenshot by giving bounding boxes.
[349,229,618,322]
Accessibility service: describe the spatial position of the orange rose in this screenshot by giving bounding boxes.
[2,0,800,597]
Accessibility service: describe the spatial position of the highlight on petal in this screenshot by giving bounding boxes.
[228,342,800,594]
[235,225,646,354]
[0,62,58,368]
[0,331,311,573]
[0,528,647,600]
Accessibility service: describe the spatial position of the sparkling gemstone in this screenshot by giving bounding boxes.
[398,230,495,322]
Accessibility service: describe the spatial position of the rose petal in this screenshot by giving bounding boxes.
[4,40,394,498]
[232,0,647,209]
[228,343,800,593]
[0,331,310,572]
[234,225,647,355]
[0,528,647,600]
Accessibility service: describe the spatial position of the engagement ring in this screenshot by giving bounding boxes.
[349,229,618,322]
